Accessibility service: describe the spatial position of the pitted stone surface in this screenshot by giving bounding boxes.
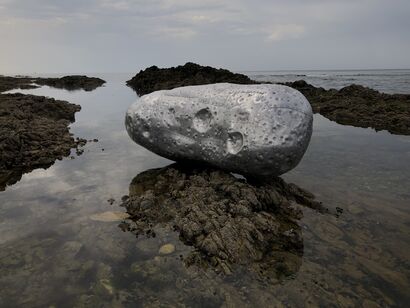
[125,83,313,177]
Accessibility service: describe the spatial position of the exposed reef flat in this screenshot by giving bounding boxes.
[0,93,85,190]
[119,164,325,277]
[127,63,410,135]
[0,76,94,190]
[35,75,106,91]
[126,62,256,96]
[0,76,39,92]
[0,75,105,92]
[283,80,410,135]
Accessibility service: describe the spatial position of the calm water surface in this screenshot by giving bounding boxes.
[1,71,409,307]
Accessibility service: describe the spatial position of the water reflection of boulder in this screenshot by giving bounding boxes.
[120,163,324,281]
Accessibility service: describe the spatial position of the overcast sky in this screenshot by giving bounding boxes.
[1,0,409,74]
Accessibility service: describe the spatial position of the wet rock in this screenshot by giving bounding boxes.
[0,76,39,92]
[119,163,324,277]
[284,80,410,135]
[158,244,175,255]
[126,83,313,177]
[89,211,129,222]
[35,75,105,91]
[0,75,105,92]
[0,93,84,191]
[0,75,101,190]
[126,62,256,96]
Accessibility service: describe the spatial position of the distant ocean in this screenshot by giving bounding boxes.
[244,69,410,94]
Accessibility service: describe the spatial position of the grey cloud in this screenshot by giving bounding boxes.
[0,0,409,73]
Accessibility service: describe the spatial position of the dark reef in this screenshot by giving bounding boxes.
[283,80,410,135]
[0,76,39,93]
[0,75,97,190]
[35,75,106,91]
[0,93,85,190]
[119,164,324,277]
[127,63,410,135]
[126,62,256,96]
[0,75,105,92]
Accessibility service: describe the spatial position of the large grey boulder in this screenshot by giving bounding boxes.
[125,83,313,177]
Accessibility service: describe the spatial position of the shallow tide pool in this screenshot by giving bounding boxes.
[1,73,409,307]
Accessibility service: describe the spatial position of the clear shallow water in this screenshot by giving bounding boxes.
[1,72,409,307]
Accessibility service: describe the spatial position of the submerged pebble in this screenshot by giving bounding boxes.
[158,243,175,255]
[89,211,129,222]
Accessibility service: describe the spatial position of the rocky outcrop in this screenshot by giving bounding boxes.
[0,76,89,190]
[126,62,256,96]
[119,164,325,277]
[35,75,106,91]
[0,93,86,190]
[0,75,105,92]
[283,80,410,135]
[0,76,39,92]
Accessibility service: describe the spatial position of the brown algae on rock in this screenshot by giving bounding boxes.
[119,163,325,278]
[0,74,105,191]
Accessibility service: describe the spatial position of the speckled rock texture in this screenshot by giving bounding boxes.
[125,83,313,177]
[0,93,85,191]
[126,62,256,96]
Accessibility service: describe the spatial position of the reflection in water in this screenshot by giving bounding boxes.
[0,169,26,191]
[119,163,324,281]
[0,73,409,307]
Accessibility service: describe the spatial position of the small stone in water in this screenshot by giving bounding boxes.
[89,211,129,222]
[158,243,175,255]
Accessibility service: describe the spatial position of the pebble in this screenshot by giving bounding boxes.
[158,243,175,255]
[89,211,129,222]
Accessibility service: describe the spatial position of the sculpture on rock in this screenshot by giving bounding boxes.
[125,83,313,177]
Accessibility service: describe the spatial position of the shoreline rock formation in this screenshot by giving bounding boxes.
[127,63,410,135]
[283,80,410,135]
[0,75,100,190]
[0,75,105,92]
[35,75,106,91]
[126,62,256,96]
[119,164,325,277]
[0,93,85,190]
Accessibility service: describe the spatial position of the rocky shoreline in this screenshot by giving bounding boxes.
[126,62,256,96]
[284,80,410,135]
[127,63,410,135]
[0,75,105,92]
[119,164,325,277]
[0,75,105,190]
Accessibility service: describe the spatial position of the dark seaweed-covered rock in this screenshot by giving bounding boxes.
[284,80,410,135]
[0,76,39,92]
[35,75,106,91]
[119,163,324,277]
[0,76,88,190]
[0,74,104,190]
[0,75,105,92]
[126,62,256,96]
